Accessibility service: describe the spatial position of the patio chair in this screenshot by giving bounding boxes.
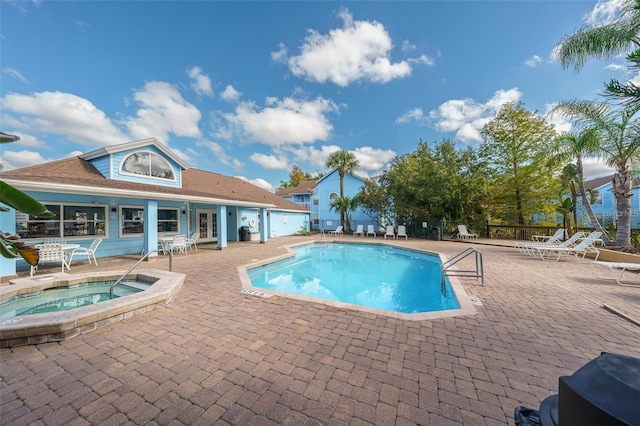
[397,225,408,240]
[170,234,188,254]
[591,261,640,287]
[68,238,103,265]
[366,225,376,237]
[514,228,567,253]
[519,231,584,256]
[457,225,477,240]
[187,231,199,251]
[383,225,395,240]
[31,244,69,276]
[353,224,364,237]
[531,231,602,261]
[328,226,343,236]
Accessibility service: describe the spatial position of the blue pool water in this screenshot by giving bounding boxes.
[247,243,459,314]
[0,280,153,318]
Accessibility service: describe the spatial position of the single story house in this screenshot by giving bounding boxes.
[0,138,310,281]
[276,169,377,232]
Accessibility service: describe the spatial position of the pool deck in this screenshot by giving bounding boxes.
[2,236,639,425]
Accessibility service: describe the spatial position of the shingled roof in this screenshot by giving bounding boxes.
[275,180,318,196]
[0,156,308,212]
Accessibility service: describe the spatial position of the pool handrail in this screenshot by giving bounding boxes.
[441,247,484,286]
[110,250,173,298]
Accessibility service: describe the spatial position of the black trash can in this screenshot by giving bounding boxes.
[431,227,441,241]
[239,226,251,241]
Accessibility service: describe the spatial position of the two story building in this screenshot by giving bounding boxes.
[0,138,311,281]
[575,174,640,228]
[277,169,378,233]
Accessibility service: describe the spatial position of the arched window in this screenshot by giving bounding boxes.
[121,151,175,181]
[329,192,338,201]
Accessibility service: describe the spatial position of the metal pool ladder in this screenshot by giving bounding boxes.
[109,249,173,298]
[441,247,484,286]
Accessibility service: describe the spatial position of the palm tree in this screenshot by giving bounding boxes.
[325,150,359,228]
[550,99,640,246]
[548,128,612,244]
[329,196,358,232]
[554,0,640,102]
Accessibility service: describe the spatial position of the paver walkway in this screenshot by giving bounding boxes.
[2,236,639,425]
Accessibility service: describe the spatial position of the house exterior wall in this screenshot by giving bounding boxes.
[315,171,375,231]
[101,145,183,188]
[575,185,640,228]
[0,207,17,280]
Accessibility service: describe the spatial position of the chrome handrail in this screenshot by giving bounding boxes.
[109,250,173,298]
[442,247,484,286]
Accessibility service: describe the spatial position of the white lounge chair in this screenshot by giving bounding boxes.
[366,225,376,237]
[397,225,408,240]
[457,225,477,240]
[69,238,102,265]
[520,231,584,256]
[328,226,343,236]
[531,228,566,243]
[383,225,395,239]
[353,224,364,237]
[591,261,640,287]
[532,231,602,261]
[31,244,69,276]
[514,228,569,253]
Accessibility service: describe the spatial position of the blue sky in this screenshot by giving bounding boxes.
[0,0,630,191]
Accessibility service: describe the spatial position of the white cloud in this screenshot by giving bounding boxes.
[125,81,202,143]
[351,146,396,173]
[604,63,628,72]
[271,43,288,63]
[2,68,29,83]
[544,103,573,134]
[395,107,427,125]
[249,152,289,170]
[584,0,626,26]
[0,131,48,149]
[216,96,338,146]
[286,8,411,86]
[196,140,244,170]
[0,149,52,171]
[1,91,129,146]
[220,85,241,102]
[402,40,415,52]
[628,71,640,86]
[428,88,522,143]
[236,175,275,192]
[187,66,213,97]
[582,157,614,179]
[285,144,342,170]
[408,54,434,66]
[524,55,543,68]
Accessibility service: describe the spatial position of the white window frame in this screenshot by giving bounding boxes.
[120,150,177,182]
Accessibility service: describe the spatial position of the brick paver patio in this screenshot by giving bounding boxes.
[2,236,639,425]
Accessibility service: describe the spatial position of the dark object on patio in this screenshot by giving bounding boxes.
[431,227,441,241]
[239,226,251,241]
[537,352,640,426]
[514,406,541,425]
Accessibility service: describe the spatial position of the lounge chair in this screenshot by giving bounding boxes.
[68,238,102,265]
[520,231,584,256]
[383,225,395,240]
[353,224,364,237]
[457,225,477,240]
[328,226,343,236]
[591,261,640,287]
[397,225,408,240]
[532,231,602,261]
[514,228,568,253]
[366,225,376,237]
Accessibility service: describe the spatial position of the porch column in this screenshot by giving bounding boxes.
[260,208,268,243]
[216,205,227,249]
[143,200,158,257]
[0,206,17,282]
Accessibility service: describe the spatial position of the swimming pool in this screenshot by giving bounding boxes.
[244,242,475,319]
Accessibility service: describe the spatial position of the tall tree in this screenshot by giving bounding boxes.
[550,99,640,246]
[554,0,640,102]
[380,140,489,228]
[480,101,558,224]
[326,150,359,228]
[548,128,612,244]
[357,177,394,228]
